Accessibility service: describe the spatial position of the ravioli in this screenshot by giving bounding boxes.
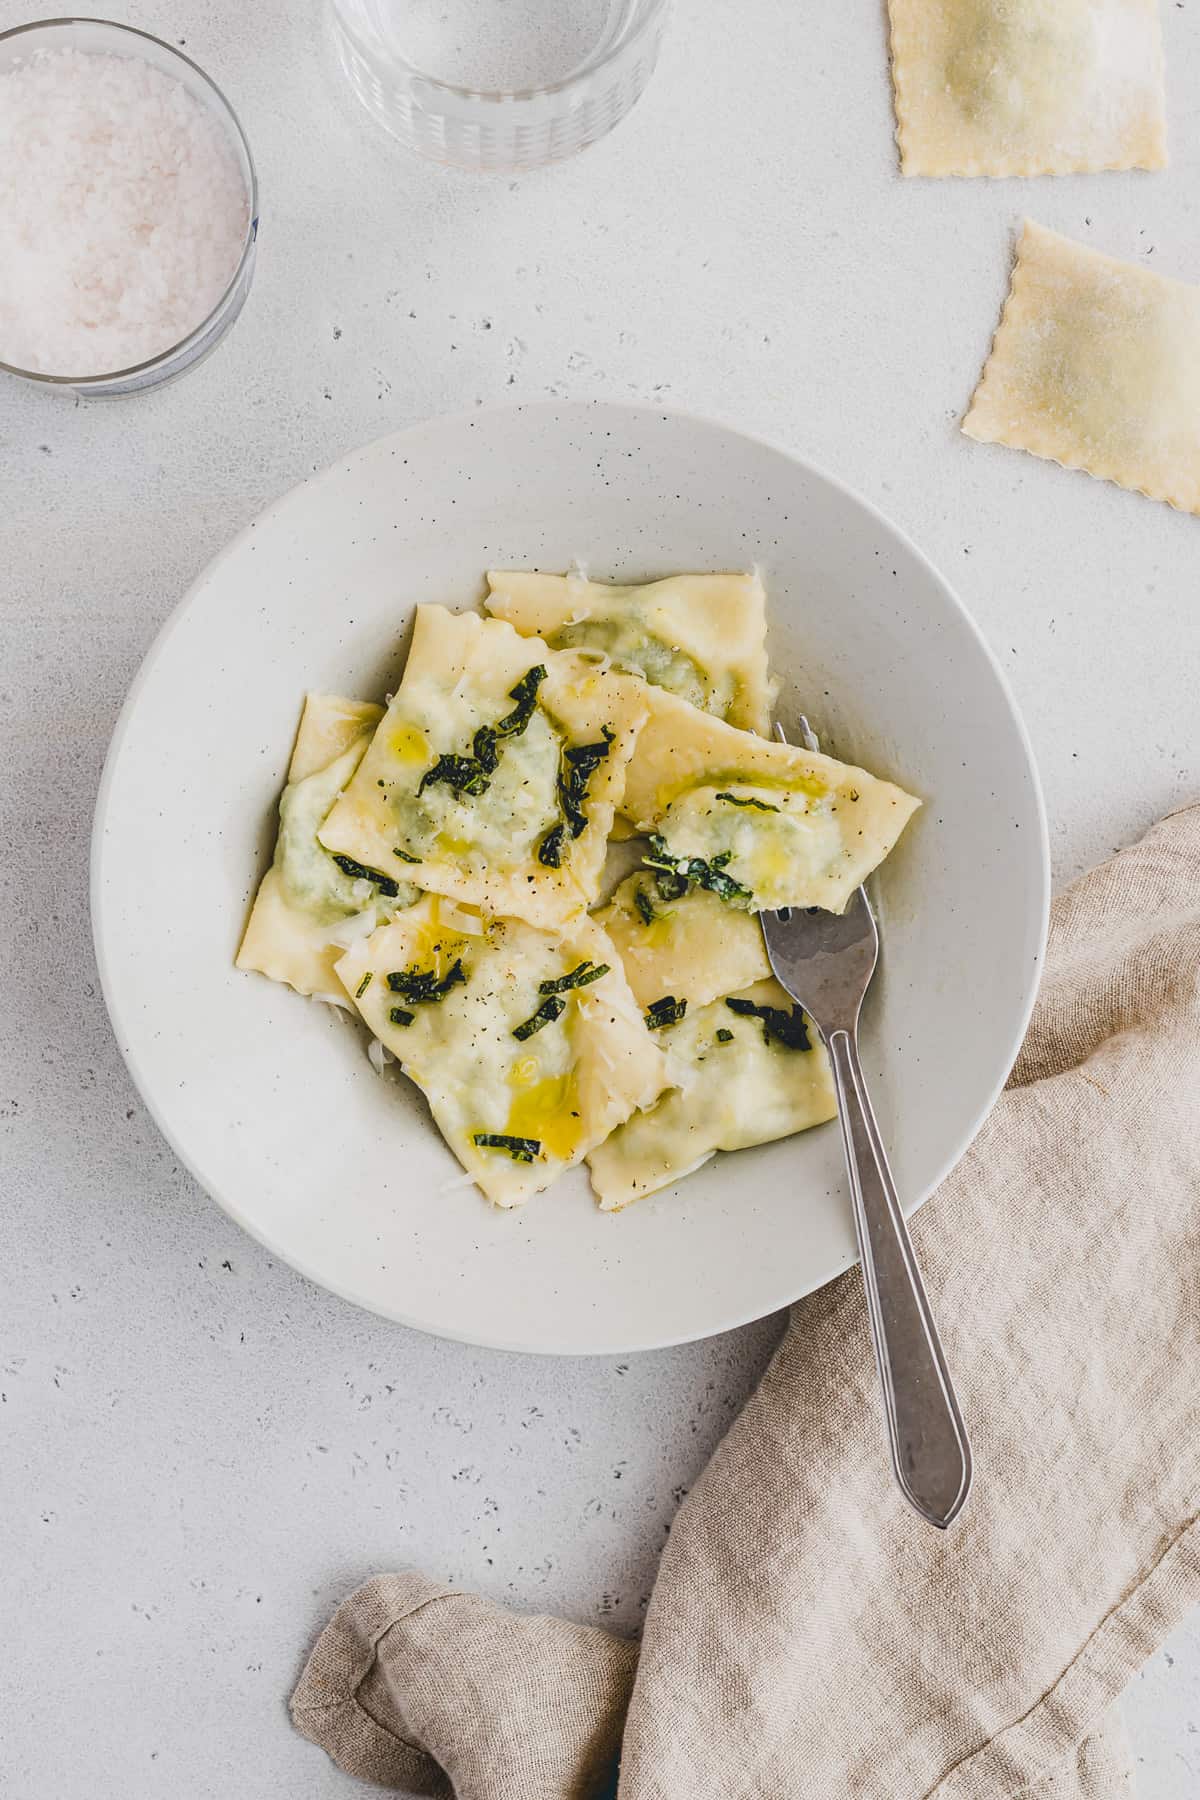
[963,222,1200,515]
[620,688,919,914]
[318,607,649,930]
[889,0,1167,178]
[236,694,418,999]
[595,875,771,1012]
[337,897,668,1207]
[485,570,773,733]
[587,978,836,1211]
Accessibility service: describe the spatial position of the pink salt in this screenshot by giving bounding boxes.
[0,47,249,376]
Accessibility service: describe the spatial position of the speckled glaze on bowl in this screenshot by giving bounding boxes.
[91,402,1048,1355]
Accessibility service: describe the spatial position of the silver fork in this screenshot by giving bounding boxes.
[760,718,972,1530]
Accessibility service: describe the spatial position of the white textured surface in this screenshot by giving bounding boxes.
[1,0,1197,1792]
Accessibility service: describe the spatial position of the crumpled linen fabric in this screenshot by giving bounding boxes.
[293,805,1200,1799]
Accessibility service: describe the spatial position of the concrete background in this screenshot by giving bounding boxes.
[2,0,1198,1792]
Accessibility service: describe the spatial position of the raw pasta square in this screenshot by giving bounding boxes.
[485,569,774,732]
[963,221,1200,514]
[888,0,1167,178]
[318,607,649,929]
[338,898,667,1207]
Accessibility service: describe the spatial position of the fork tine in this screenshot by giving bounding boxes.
[777,715,821,754]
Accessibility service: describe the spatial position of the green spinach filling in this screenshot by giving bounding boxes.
[277,740,415,926]
[550,616,720,715]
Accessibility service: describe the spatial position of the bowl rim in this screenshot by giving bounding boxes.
[0,17,259,389]
[90,398,1051,1354]
[330,0,671,106]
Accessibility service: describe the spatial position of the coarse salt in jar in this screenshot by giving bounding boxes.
[0,19,258,397]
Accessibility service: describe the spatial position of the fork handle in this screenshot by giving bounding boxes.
[827,1029,972,1529]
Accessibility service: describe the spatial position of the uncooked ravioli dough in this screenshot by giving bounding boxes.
[588,978,836,1211]
[318,607,649,930]
[888,0,1167,177]
[485,570,774,732]
[620,687,920,914]
[236,694,417,999]
[337,897,667,1207]
[963,221,1200,515]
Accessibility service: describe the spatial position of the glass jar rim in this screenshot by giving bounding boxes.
[0,17,259,388]
[333,0,672,105]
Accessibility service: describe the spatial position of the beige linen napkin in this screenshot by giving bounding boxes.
[293,804,1200,1798]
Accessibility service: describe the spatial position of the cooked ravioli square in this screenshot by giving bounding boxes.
[338,898,668,1207]
[318,607,649,929]
[590,875,834,1210]
[889,0,1167,178]
[587,978,836,1211]
[236,694,417,999]
[595,875,771,1013]
[620,688,919,914]
[963,222,1200,515]
[485,569,773,733]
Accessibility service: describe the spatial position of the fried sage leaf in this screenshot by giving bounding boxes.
[724,995,811,1051]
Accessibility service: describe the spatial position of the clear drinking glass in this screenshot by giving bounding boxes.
[0,19,258,399]
[328,0,670,171]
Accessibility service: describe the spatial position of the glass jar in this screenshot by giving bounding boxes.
[0,19,258,399]
[328,0,670,172]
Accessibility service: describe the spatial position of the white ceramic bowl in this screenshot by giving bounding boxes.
[92,402,1048,1354]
